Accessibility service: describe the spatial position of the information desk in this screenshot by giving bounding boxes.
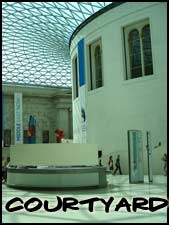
[7,165,107,189]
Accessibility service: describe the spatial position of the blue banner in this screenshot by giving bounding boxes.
[78,39,87,143]
[2,92,4,147]
[78,39,85,87]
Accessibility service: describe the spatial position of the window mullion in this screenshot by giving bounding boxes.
[92,47,96,89]
[139,28,145,77]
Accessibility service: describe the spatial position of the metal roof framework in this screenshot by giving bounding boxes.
[2,2,112,88]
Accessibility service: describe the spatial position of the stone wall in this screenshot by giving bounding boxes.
[3,94,72,144]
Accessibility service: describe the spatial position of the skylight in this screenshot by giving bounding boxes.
[2,2,112,88]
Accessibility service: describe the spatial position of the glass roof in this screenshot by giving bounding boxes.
[2,2,112,88]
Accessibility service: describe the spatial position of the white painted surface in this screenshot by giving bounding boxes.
[10,143,98,166]
[7,172,99,187]
[2,175,167,223]
[70,2,167,174]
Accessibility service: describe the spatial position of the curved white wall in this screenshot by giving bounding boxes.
[70,2,167,174]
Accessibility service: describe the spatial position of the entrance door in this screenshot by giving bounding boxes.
[128,130,144,183]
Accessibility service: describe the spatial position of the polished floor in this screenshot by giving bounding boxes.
[2,175,168,223]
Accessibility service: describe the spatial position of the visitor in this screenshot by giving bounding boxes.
[161,153,167,176]
[108,156,114,173]
[114,154,122,175]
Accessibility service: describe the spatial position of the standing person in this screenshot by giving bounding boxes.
[161,153,167,176]
[99,158,102,167]
[3,157,10,183]
[108,156,114,173]
[114,155,122,175]
[2,157,8,183]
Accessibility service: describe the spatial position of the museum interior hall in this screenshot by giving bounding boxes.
[2,2,167,223]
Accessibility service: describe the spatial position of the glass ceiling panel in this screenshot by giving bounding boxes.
[2,2,112,88]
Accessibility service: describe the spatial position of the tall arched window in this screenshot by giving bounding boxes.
[142,24,153,76]
[94,45,102,88]
[128,29,142,78]
[88,38,103,90]
[124,20,154,80]
[72,55,79,99]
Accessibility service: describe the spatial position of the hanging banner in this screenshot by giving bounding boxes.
[2,92,4,147]
[28,115,36,144]
[14,93,23,144]
[78,38,87,143]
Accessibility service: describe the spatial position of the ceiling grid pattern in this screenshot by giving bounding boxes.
[2,2,112,88]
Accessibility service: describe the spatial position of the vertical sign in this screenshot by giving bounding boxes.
[146,131,153,182]
[14,93,23,144]
[78,39,87,143]
[2,92,4,147]
[128,130,144,183]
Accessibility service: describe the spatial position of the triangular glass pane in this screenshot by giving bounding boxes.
[59,8,73,18]
[72,11,85,21]
[79,3,93,14]
[55,2,68,9]
[38,7,51,16]
[66,2,80,11]
[20,2,34,10]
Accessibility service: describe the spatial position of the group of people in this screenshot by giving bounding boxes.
[108,153,167,176]
[108,155,122,175]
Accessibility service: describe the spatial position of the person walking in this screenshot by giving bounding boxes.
[2,157,8,183]
[114,155,122,175]
[2,156,10,183]
[108,156,114,174]
[161,153,167,176]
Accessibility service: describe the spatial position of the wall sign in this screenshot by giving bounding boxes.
[14,93,23,144]
[2,92,4,147]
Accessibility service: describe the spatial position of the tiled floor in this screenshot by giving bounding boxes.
[2,175,168,223]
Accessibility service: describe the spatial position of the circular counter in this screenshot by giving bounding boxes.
[7,166,107,189]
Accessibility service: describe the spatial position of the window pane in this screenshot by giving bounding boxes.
[130,54,142,67]
[129,29,139,40]
[94,45,103,88]
[144,64,153,76]
[142,25,150,38]
[129,39,140,54]
[128,29,142,78]
[144,51,153,65]
[131,67,142,78]
[4,129,11,147]
[42,130,49,143]
[23,130,28,144]
[96,79,102,88]
[142,24,153,75]
[75,57,79,97]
